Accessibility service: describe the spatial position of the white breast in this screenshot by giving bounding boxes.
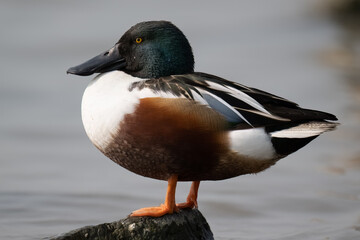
[81,71,179,151]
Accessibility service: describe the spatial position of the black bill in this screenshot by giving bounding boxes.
[67,44,126,76]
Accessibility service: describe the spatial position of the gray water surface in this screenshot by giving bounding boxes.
[1,1,359,239]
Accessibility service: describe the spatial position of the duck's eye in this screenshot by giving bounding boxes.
[135,37,143,44]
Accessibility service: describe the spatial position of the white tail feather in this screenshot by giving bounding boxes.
[270,122,337,138]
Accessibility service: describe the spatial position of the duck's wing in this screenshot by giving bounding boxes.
[129,72,337,129]
[129,72,338,158]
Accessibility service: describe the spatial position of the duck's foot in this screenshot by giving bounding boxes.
[131,204,179,217]
[177,181,200,209]
[130,178,201,216]
[176,199,198,209]
[130,175,178,217]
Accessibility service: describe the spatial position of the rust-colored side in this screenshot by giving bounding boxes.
[105,98,229,180]
[104,97,276,181]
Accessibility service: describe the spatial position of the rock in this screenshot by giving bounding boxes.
[49,208,214,240]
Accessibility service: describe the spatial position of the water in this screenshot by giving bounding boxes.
[1,0,359,239]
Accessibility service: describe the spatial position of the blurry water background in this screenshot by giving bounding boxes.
[1,0,359,239]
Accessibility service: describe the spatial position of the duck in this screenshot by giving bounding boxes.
[67,20,338,217]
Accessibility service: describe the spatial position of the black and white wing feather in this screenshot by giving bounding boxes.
[130,72,337,129]
[129,72,337,158]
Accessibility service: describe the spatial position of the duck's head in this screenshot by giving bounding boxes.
[67,21,194,79]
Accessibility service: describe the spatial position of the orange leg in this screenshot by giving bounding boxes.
[177,181,200,209]
[130,175,179,217]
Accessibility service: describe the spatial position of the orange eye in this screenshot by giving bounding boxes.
[135,37,143,44]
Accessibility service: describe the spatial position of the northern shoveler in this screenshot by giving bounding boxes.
[67,21,338,217]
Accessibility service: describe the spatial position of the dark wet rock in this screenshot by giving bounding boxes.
[49,208,214,240]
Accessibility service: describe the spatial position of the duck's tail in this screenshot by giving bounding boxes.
[266,121,338,157]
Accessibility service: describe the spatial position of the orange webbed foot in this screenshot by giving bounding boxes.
[130,178,201,217]
[130,204,179,217]
[176,199,198,209]
[130,175,178,217]
[177,181,200,209]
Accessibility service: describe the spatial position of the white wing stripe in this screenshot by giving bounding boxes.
[227,86,270,114]
[204,81,271,115]
[205,81,231,92]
